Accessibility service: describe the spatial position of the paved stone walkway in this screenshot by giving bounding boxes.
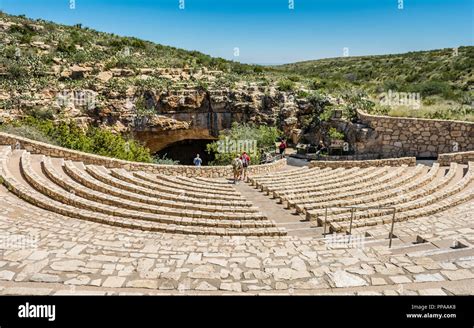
[0,183,473,295]
[235,182,321,237]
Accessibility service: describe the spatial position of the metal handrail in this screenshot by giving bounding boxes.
[321,205,397,248]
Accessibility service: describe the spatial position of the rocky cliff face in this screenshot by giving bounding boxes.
[1,62,333,152]
[1,14,326,151]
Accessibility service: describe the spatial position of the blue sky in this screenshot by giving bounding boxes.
[1,0,473,64]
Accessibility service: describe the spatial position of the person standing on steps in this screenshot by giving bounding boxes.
[315,140,327,159]
[193,154,202,167]
[231,155,243,184]
[279,139,287,159]
[240,151,251,182]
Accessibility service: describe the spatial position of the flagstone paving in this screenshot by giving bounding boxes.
[0,183,473,295]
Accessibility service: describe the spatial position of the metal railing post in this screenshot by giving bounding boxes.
[323,207,328,235]
[323,205,397,248]
[348,208,355,235]
[389,208,396,248]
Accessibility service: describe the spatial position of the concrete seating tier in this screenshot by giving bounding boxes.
[43,158,261,216]
[0,146,286,236]
[86,165,244,202]
[156,172,234,191]
[309,163,460,224]
[274,166,390,202]
[267,167,374,195]
[291,165,413,212]
[328,164,473,233]
[63,160,251,207]
[301,164,438,216]
[258,167,341,192]
[251,161,473,234]
[136,171,236,193]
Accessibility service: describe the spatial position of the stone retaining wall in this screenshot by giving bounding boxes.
[438,151,474,166]
[0,132,286,178]
[307,153,380,161]
[357,110,474,158]
[309,157,416,169]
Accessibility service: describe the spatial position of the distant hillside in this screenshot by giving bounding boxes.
[0,11,266,71]
[0,11,472,125]
[0,11,268,89]
[275,47,473,99]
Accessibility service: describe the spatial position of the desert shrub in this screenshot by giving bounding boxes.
[1,58,28,78]
[296,90,310,98]
[383,80,402,91]
[114,55,139,69]
[277,79,296,92]
[328,127,344,140]
[340,90,374,120]
[296,92,332,131]
[56,39,76,55]
[25,108,55,120]
[253,66,264,74]
[410,81,452,97]
[288,75,301,82]
[310,79,326,90]
[9,24,36,44]
[69,30,90,46]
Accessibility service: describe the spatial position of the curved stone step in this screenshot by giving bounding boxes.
[63,160,252,207]
[42,156,263,217]
[0,147,286,237]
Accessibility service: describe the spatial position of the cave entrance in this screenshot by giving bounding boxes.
[155,139,216,165]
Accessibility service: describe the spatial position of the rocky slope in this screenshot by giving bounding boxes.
[0,12,343,151]
[1,12,471,154]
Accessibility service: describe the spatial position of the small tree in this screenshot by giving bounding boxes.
[206,122,281,165]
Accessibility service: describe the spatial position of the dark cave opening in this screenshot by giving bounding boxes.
[155,139,216,165]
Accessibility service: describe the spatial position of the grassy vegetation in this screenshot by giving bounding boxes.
[276,48,472,93]
[275,47,474,121]
[0,117,155,162]
[153,154,180,165]
[370,103,474,122]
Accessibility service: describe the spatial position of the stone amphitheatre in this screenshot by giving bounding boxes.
[0,112,473,295]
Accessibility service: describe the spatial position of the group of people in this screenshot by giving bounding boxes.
[231,152,250,184]
[192,137,291,184]
[193,152,251,184]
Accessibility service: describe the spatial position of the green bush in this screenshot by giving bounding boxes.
[206,122,281,165]
[277,79,296,92]
[1,117,154,163]
[310,79,326,90]
[288,75,301,82]
[410,81,452,97]
[328,127,344,140]
[2,58,28,78]
[56,40,76,55]
[9,24,36,44]
[25,108,55,120]
[296,90,310,98]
